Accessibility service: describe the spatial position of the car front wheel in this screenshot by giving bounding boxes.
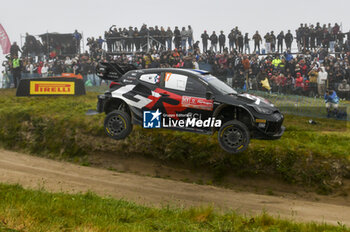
[218,120,250,153]
[104,110,133,140]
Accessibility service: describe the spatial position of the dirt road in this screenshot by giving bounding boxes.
[0,149,349,226]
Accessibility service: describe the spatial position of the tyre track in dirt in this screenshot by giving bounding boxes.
[0,149,349,226]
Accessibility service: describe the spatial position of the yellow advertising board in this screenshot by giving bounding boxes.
[29,81,75,95]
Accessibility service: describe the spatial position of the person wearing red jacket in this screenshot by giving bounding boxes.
[295,72,304,87]
[276,73,287,93]
[173,59,184,68]
[218,55,228,69]
[242,56,250,71]
[299,61,308,76]
[37,61,43,77]
[294,72,304,95]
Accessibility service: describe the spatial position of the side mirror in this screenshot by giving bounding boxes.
[206,91,214,100]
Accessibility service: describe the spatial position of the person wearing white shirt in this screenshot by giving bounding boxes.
[26,62,34,78]
[64,56,72,66]
[41,64,49,77]
[193,59,199,70]
[317,66,328,96]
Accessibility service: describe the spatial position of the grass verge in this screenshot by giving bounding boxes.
[0,183,348,232]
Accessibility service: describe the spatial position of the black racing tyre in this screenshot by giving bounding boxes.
[218,120,250,153]
[104,110,133,140]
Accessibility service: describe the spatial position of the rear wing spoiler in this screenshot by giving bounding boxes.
[96,62,137,81]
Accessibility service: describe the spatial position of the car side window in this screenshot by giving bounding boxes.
[164,72,188,91]
[139,73,161,85]
[185,76,207,94]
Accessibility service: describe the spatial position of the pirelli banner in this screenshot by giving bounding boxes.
[16,78,86,97]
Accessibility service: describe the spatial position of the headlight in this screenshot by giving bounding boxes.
[251,105,273,115]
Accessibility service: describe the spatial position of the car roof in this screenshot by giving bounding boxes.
[129,68,210,77]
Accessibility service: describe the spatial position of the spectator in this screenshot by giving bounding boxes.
[272,56,282,68]
[237,32,243,53]
[317,66,328,96]
[337,79,350,99]
[309,25,316,51]
[270,31,276,53]
[308,67,318,92]
[173,26,181,49]
[242,56,250,71]
[264,32,272,53]
[284,30,293,51]
[219,31,226,53]
[73,29,82,53]
[210,31,218,53]
[325,89,339,117]
[193,58,199,69]
[294,72,304,94]
[244,33,250,54]
[180,27,187,50]
[26,62,35,78]
[11,55,21,88]
[41,64,49,77]
[1,71,10,88]
[187,25,193,47]
[277,31,284,53]
[165,27,173,51]
[252,31,262,53]
[159,26,166,50]
[201,30,209,52]
[97,36,105,49]
[226,30,234,52]
[10,42,22,58]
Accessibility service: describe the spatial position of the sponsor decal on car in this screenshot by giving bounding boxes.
[29,81,75,95]
[181,96,213,111]
[255,119,267,123]
[139,73,160,84]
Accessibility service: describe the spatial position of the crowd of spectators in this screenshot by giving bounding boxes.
[2,22,350,101]
[2,52,103,88]
[104,24,194,53]
[103,23,350,54]
[107,47,350,99]
[3,46,350,101]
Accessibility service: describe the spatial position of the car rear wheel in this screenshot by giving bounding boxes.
[104,110,132,140]
[218,120,250,153]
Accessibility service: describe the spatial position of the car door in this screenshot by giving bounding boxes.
[156,71,214,130]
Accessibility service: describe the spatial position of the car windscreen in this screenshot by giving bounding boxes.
[200,74,237,95]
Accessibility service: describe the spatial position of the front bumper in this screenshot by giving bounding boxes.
[252,112,285,140]
[252,125,285,140]
[267,125,285,139]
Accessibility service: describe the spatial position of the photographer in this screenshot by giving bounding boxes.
[325,89,339,118]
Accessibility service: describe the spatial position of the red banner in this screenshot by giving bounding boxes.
[0,24,11,54]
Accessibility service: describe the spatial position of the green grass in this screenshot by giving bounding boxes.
[0,88,349,191]
[0,183,348,232]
